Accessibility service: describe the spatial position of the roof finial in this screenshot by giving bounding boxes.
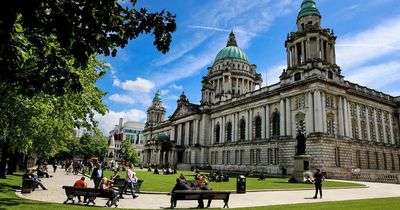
[226,31,238,47]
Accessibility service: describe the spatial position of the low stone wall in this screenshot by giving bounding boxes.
[351,173,400,184]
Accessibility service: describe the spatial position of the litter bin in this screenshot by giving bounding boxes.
[21,179,33,193]
[236,175,246,194]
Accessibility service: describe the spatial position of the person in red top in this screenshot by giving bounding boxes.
[74,177,88,203]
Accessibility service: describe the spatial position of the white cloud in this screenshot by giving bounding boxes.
[95,109,147,135]
[148,0,295,87]
[264,64,285,86]
[160,89,170,95]
[113,77,155,93]
[109,94,135,104]
[336,16,400,70]
[346,61,400,90]
[169,84,184,91]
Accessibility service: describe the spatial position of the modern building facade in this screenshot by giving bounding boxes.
[142,0,400,179]
[107,118,145,162]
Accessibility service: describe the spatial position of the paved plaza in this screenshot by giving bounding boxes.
[15,168,400,209]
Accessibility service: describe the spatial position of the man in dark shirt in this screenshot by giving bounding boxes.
[90,163,103,189]
[313,168,325,199]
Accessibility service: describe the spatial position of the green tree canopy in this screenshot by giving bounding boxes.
[120,140,140,165]
[0,0,176,96]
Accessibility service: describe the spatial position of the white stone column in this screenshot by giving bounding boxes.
[245,110,249,140]
[286,48,291,67]
[389,113,395,144]
[301,41,305,63]
[249,109,253,140]
[338,96,344,137]
[261,106,266,139]
[171,126,176,141]
[194,120,199,144]
[382,111,387,144]
[177,124,182,145]
[221,116,225,143]
[306,91,314,134]
[211,119,215,144]
[374,109,379,142]
[314,90,323,132]
[280,99,286,136]
[294,44,298,65]
[265,105,270,139]
[185,122,190,145]
[285,98,291,136]
[321,92,327,133]
[366,107,371,141]
[356,104,361,140]
[343,98,350,138]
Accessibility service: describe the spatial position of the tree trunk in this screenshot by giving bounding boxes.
[0,142,9,178]
[7,151,19,175]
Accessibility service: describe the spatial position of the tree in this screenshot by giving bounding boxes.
[120,140,140,165]
[0,56,108,177]
[77,133,108,161]
[0,0,176,96]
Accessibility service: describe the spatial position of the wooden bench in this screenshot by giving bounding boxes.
[114,179,144,195]
[170,190,230,209]
[62,186,119,207]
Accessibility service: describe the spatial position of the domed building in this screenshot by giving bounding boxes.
[143,0,400,180]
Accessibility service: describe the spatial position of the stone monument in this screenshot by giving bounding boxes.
[292,130,312,183]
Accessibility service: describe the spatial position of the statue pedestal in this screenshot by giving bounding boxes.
[292,154,312,183]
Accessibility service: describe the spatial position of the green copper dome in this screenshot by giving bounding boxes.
[153,90,162,102]
[297,0,321,20]
[214,31,249,64]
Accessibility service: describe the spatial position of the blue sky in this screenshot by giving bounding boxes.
[95,0,400,134]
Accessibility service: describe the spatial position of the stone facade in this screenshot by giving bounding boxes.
[142,0,400,179]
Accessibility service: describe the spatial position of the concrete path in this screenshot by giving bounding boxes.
[16,168,400,209]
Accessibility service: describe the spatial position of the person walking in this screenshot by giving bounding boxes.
[52,161,57,173]
[313,168,325,199]
[119,164,138,199]
[91,162,103,189]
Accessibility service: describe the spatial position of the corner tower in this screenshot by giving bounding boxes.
[282,0,343,85]
[146,90,166,127]
[201,32,262,105]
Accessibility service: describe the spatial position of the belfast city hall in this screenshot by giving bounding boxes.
[142,0,400,179]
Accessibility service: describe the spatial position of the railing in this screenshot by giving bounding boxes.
[351,173,399,184]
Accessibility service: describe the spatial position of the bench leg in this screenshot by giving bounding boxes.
[86,197,96,206]
[63,195,75,204]
[223,200,229,208]
[207,199,212,208]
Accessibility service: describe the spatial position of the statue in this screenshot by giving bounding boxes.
[296,130,307,155]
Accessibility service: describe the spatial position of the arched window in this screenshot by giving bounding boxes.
[226,122,232,142]
[240,119,246,140]
[361,121,367,140]
[352,119,358,139]
[255,116,262,139]
[215,124,220,143]
[328,71,333,79]
[272,112,280,136]
[294,72,301,81]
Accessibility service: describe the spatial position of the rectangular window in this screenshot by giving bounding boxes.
[274,148,279,164]
[215,151,218,165]
[256,149,261,165]
[268,148,273,165]
[366,151,370,169]
[222,151,225,165]
[240,150,244,165]
[250,149,255,165]
[356,150,361,168]
[384,153,387,170]
[235,150,239,164]
[391,154,395,170]
[375,152,379,169]
[227,151,230,165]
[335,147,341,167]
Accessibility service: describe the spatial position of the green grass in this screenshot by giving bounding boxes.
[0,173,399,210]
[104,170,364,192]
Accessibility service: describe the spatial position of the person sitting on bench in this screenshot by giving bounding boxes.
[100,178,117,206]
[23,169,47,191]
[73,177,88,203]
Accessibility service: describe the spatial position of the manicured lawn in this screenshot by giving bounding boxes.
[104,170,364,192]
[0,173,399,210]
